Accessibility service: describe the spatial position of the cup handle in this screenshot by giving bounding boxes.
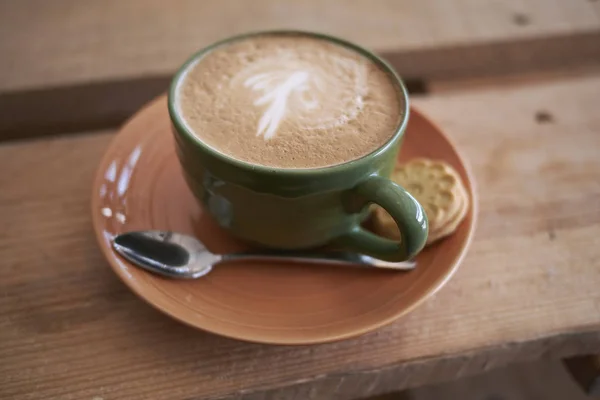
[335,175,428,262]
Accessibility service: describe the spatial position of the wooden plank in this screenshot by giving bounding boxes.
[428,64,600,93]
[0,0,598,92]
[407,361,588,400]
[1,1,599,140]
[0,76,171,141]
[2,75,600,399]
[1,34,600,142]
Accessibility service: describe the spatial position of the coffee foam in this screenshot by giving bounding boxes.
[177,34,403,169]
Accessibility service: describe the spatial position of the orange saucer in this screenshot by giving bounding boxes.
[91,96,477,345]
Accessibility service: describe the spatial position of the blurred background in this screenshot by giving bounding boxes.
[1,0,598,140]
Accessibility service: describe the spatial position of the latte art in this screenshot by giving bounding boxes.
[177,34,403,169]
[244,70,312,139]
[234,53,367,140]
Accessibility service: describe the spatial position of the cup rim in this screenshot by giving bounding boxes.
[168,29,410,176]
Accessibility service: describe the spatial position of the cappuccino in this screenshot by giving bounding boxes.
[176,33,403,169]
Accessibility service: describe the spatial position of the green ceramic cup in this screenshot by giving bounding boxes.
[168,31,428,262]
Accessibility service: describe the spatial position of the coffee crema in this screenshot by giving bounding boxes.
[176,33,404,169]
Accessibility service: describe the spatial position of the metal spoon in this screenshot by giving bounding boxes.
[111,231,416,279]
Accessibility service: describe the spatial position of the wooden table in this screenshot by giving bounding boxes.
[2,1,600,399]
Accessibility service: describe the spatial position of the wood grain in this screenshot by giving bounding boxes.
[1,75,600,399]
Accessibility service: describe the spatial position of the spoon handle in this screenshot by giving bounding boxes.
[221,251,416,271]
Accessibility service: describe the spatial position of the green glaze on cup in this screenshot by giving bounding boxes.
[168,30,428,262]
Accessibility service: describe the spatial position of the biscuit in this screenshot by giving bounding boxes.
[426,182,469,244]
[373,158,469,246]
